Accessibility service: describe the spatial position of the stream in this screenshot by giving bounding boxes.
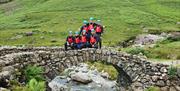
[48,63,118,91]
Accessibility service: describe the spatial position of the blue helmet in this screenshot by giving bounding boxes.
[89,17,94,20]
[75,31,79,35]
[82,30,86,33]
[91,29,95,32]
[83,20,88,24]
[69,31,72,34]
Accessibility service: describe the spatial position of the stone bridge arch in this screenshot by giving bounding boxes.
[0,47,179,90]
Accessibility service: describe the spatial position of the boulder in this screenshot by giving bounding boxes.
[48,76,68,91]
[71,72,92,84]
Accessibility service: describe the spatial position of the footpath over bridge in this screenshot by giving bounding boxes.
[0,47,180,90]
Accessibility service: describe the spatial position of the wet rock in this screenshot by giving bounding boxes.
[48,76,68,91]
[71,72,92,84]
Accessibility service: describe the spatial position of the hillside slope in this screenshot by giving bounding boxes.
[0,0,179,46]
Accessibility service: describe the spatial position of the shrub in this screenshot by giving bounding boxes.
[24,65,44,82]
[145,86,160,91]
[168,66,177,78]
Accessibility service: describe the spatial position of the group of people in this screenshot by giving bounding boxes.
[65,17,104,50]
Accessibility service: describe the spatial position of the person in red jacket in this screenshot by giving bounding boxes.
[81,30,89,48]
[95,20,104,36]
[90,29,98,48]
[74,31,82,49]
[80,20,89,34]
[64,31,74,51]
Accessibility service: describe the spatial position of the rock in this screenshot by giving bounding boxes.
[71,72,92,84]
[160,86,169,91]
[168,32,180,41]
[100,72,109,79]
[134,34,164,45]
[2,66,14,73]
[48,76,68,91]
[156,80,165,87]
[152,76,159,82]
[169,86,176,91]
[177,22,180,25]
[0,87,10,91]
[160,67,167,73]
[174,86,180,91]
[25,32,33,36]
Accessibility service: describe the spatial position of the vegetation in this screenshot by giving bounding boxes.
[86,61,118,80]
[12,78,45,91]
[122,40,180,60]
[168,66,177,78]
[123,47,149,56]
[24,65,45,82]
[0,0,179,60]
[0,0,179,46]
[11,65,46,91]
[145,86,160,91]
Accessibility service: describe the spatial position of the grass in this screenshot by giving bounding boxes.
[0,0,179,46]
[86,61,118,80]
[0,0,179,60]
[122,41,180,60]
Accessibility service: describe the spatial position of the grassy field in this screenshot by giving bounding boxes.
[0,0,180,59]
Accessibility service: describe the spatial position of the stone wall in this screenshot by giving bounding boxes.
[0,47,180,91]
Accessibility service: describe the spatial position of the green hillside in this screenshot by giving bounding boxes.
[0,0,180,59]
[0,0,179,46]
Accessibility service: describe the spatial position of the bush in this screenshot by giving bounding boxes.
[145,86,160,91]
[168,66,177,78]
[24,65,44,82]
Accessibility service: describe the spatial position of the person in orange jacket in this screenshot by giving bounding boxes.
[64,31,75,51]
[74,31,82,49]
[81,30,90,48]
[90,29,98,48]
[95,19,104,36]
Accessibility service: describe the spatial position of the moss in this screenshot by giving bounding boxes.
[86,61,118,80]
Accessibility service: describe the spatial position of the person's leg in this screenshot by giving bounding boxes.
[64,43,68,51]
[77,43,82,49]
[94,43,98,49]
[73,44,77,49]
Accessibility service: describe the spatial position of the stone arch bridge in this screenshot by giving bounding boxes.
[0,47,179,90]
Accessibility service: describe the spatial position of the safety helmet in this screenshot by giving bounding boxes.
[89,17,94,21]
[83,20,88,24]
[69,31,72,34]
[83,30,86,33]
